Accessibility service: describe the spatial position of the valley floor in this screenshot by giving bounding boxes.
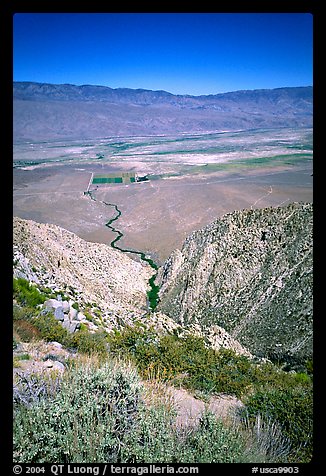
[13,128,313,263]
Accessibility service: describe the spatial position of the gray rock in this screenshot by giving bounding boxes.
[50,341,63,349]
[62,319,80,333]
[44,298,63,310]
[76,312,85,321]
[44,359,65,372]
[54,307,65,321]
[44,359,54,368]
[61,301,70,313]
[52,361,66,372]
[68,307,78,320]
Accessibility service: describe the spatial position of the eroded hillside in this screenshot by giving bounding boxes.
[157,202,313,362]
[13,216,152,329]
[13,216,254,357]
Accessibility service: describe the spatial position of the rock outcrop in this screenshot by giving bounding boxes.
[157,202,313,362]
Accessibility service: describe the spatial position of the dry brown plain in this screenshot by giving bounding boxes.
[13,156,313,265]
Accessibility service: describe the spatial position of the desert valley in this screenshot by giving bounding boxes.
[13,81,313,464]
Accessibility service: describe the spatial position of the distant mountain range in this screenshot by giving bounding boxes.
[13,81,313,141]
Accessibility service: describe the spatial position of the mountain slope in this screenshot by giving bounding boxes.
[13,82,313,141]
[157,202,313,363]
[13,217,152,327]
[13,216,254,357]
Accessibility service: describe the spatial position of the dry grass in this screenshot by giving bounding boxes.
[232,412,292,463]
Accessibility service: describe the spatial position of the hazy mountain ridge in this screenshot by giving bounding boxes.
[14,81,312,106]
[13,82,313,140]
[157,202,313,363]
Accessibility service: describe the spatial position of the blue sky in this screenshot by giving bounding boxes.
[13,13,313,96]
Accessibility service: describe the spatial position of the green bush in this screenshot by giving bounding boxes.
[108,328,258,397]
[32,313,71,345]
[70,330,109,357]
[242,386,313,462]
[13,278,47,307]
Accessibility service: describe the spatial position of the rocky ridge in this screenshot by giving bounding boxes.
[157,202,313,362]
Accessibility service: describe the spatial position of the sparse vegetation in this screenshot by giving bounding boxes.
[13,357,270,463]
[12,202,313,466]
[106,324,313,462]
[13,288,313,463]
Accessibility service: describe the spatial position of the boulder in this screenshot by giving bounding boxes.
[54,307,65,321]
[50,341,63,349]
[52,361,66,372]
[61,300,70,313]
[76,312,85,321]
[44,299,63,310]
[62,319,80,333]
[68,307,78,320]
[44,359,65,372]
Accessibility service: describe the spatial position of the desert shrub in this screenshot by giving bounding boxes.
[13,278,47,307]
[13,371,62,408]
[178,412,245,463]
[108,328,257,397]
[119,402,180,463]
[237,412,292,463]
[107,325,313,463]
[32,313,71,345]
[13,303,36,321]
[247,360,312,394]
[13,358,253,463]
[13,360,143,463]
[70,330,109,357]
[122,408,245,463]
[13,319,42,343]
[242,386,313,463]
[14,354,302,464]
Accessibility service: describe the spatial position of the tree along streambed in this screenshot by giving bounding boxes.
[87,191,160,311]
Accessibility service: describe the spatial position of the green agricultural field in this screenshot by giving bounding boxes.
[92,172,136,184]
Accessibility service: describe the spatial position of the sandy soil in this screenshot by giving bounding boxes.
[169,387,244,428]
